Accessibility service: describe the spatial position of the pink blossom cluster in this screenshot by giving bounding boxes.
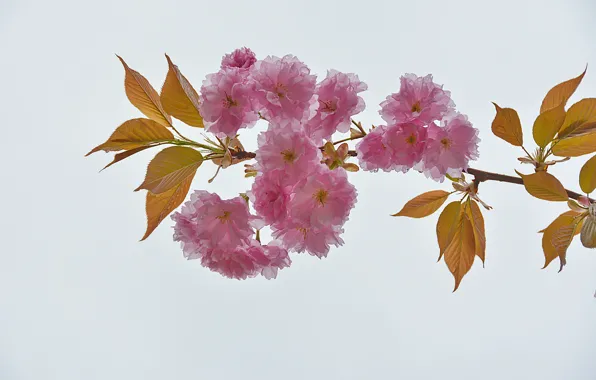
[174,48,482,280]
[250,121,358,258]
[175,48,365,279]
[199,47,368,139]
[356,74,480,181]
[171,190,291,280]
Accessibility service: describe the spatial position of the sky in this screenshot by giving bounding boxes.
[1,0,595,378]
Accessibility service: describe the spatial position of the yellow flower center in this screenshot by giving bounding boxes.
[275,83,288,99]
[296,227,309,239]
[411,101,422,113]
[314,189,329,205]
[223,94,238,108]
[217,211,231,223]
[405,133,417,145]
[281,150,296,163]
[441,138,451,149]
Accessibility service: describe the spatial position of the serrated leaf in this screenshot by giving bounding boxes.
[491,103,523,146]
[393,190,450,218]
[86,118,174,156]
[532,103,566,148]
[557,98,596,138]
[135,146,203,194]
[443,213,476,292]
[436,201,462,260]
[552,131,596,157]
[541,211,582,269]
[466,200,486,265]
[160,55,204,128]
[552,217,583,271]
[117,55,173,128]
[540,67,587,113]
[579,154,596,194]
[101,145,154,171]
[580,213,596,248]
[516,170,568,201]
[141,174,193,241]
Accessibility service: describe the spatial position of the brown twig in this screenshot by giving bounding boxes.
[465,167,591,202]
[230,149,591,203]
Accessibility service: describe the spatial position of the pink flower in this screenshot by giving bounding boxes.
[250,55,317,122]
[270,165,356,258]
[248,169,292,227]
[201,240,291,280]
[305,70,367,142]
[383,123,427,172]
[259,241,292,279]
[355,125,394,172]
[221,47,257,70]
[287,165,357,229]
[201,245,263,280]
[171,190,256,251]
[420,113,480,181]
[273,223,345,258]
[255,121,320,183]
[380,73,454,126]
[199,67,259,138]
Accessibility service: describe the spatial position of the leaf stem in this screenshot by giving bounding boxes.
[170,125,195,143]
[332,135,364,146]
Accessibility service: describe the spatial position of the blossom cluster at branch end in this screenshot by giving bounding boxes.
[356,74,480,182]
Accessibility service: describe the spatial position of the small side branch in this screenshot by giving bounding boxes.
[466,167,590,202]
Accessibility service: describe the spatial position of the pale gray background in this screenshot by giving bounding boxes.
[1,0,595,378]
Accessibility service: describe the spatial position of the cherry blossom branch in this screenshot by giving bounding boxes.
[229,149,591,202]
